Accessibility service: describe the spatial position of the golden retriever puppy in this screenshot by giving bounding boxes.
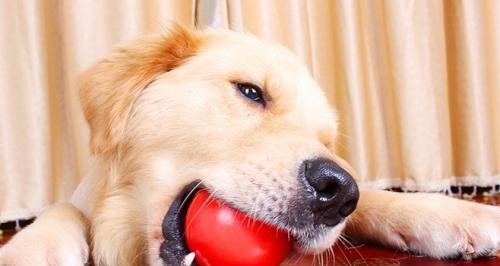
[0,26,499,266]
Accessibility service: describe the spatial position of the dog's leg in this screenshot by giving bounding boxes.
[344,190,500,259]
[0,203,89,266]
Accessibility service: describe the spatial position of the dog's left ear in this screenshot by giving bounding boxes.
[79,26,199,155]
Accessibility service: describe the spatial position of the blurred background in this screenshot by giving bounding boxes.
[0,0,498,223]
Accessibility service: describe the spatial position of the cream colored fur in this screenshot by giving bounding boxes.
[1,27,499,266]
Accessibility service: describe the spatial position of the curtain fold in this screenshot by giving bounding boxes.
[0,0,499,222]
[0,0,195,222]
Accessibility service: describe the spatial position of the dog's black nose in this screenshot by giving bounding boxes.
[302,158,359,226]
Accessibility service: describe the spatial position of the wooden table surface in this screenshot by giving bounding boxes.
[1,193,499,265]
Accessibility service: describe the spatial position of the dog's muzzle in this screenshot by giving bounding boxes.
[158,159,360,265]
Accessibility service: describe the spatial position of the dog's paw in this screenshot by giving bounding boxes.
[382,194,500,259]
[0,225,89,266]
[0,204,89,266]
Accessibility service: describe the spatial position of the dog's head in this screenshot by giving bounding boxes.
[79,26,359,265]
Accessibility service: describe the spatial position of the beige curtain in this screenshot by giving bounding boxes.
[0,0,499,222]
[0,0,195,222]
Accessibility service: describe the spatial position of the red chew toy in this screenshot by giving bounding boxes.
[185,190,292,266]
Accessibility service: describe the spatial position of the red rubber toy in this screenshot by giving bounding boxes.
[185,190,292,266]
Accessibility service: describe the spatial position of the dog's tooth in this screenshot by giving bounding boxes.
[183,252,195,266]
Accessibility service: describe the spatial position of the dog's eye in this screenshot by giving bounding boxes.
[236,83,265,105]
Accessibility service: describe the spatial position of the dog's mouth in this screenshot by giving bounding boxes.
[159,181,203,265]
[158,181,344,265]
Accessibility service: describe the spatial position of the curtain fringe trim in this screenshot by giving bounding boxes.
[0,206,48,224]
[357,174,500,192]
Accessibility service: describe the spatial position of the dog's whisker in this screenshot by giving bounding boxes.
[251,188,266,230]
[254,216,267,233]
[339,234,366,264]
[288,247,305,265]
[337,239,353,266]
[295,253,306,265]
[246,185,264,228]
[337,236,351,250]
[336,238,351,265]
[131,245,152,265]
[235,192,262,230]
[329,246,336,266]
[176,180,204,214]
[182,188,219,236]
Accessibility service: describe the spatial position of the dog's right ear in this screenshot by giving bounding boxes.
[78,26,199,155]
